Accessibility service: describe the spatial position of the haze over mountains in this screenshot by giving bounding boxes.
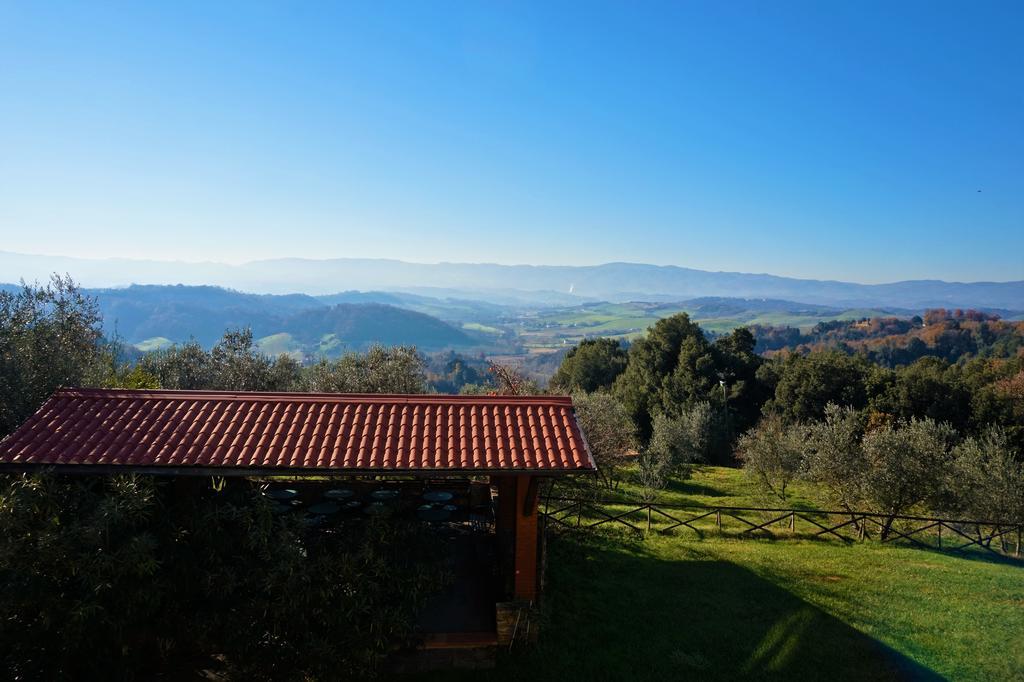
[2,251,1022,310]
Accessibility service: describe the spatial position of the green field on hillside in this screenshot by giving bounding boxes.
[521,302,898,347]
[417,467,1024,682]
[462,322,504,335]
[255,332,304,360]
[133,336,175,352]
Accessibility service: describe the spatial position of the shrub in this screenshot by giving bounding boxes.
[635,449,672,502]
[0,473,447,680]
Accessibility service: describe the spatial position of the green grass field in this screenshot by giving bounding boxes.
[418,467,1024,682]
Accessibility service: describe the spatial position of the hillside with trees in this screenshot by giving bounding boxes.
[550,310,1024,515]
[752,308,1024,365]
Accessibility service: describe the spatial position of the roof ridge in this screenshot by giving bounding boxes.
[53,387,575,406]
[1,388,593,474]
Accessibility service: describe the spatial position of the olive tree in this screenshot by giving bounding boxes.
[301,345,428,394]
[572,391,636,491]
[646,402,714,479]
[139,329,301,392]
[951,426,1023,528]
[0,276,105,436]
[737,414,808,503]
[860,417,957,539]
[802,403,866,512]
[209,328,300,391]
[137,339,215,389]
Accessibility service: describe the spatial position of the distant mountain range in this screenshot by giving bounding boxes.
[3,250,1022,310]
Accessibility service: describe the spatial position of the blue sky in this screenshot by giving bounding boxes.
[1,2,1021,283]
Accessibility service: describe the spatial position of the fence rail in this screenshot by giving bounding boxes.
[540,496,1023,560]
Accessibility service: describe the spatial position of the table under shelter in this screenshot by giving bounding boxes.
[0,388,596,664]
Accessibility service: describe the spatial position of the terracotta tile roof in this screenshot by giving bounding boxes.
[0,389,596,474]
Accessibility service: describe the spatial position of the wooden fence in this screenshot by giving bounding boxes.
[540,496,1023,560]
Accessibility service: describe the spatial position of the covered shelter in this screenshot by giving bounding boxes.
[0,388,595,658]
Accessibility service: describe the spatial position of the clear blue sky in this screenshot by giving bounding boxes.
[1,2,1021,283]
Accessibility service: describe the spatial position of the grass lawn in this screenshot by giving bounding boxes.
[415,467,1024,682]
[555,463,834,510]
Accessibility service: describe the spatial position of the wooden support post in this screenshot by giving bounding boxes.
[513,475,540,602]
[716,510,722,530]
[647,505,653,532]
[493,475,517,598]
[789,512,796,533]
[937,522,942,549]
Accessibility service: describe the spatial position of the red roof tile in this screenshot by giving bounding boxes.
[0,389,596,474]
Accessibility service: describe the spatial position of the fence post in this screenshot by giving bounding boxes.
[1017,525,1021,558]
[858,517,865,542]
[937,522,942,549]
[789,512,796,534]
[647,505,653,533]
[716,510,722,531]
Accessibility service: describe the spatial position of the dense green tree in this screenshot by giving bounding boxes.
[764,351,874,423]
[550,337,627,393]
[0,276,105,436]
[613,314,719,441]
[961,357,1024,450]
[868,357,971,431]
[712,327,769,436]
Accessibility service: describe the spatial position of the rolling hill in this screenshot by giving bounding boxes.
[0,283,475,357]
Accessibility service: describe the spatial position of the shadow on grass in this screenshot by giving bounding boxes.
[419,532,944,682]
[663,477,729,498]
